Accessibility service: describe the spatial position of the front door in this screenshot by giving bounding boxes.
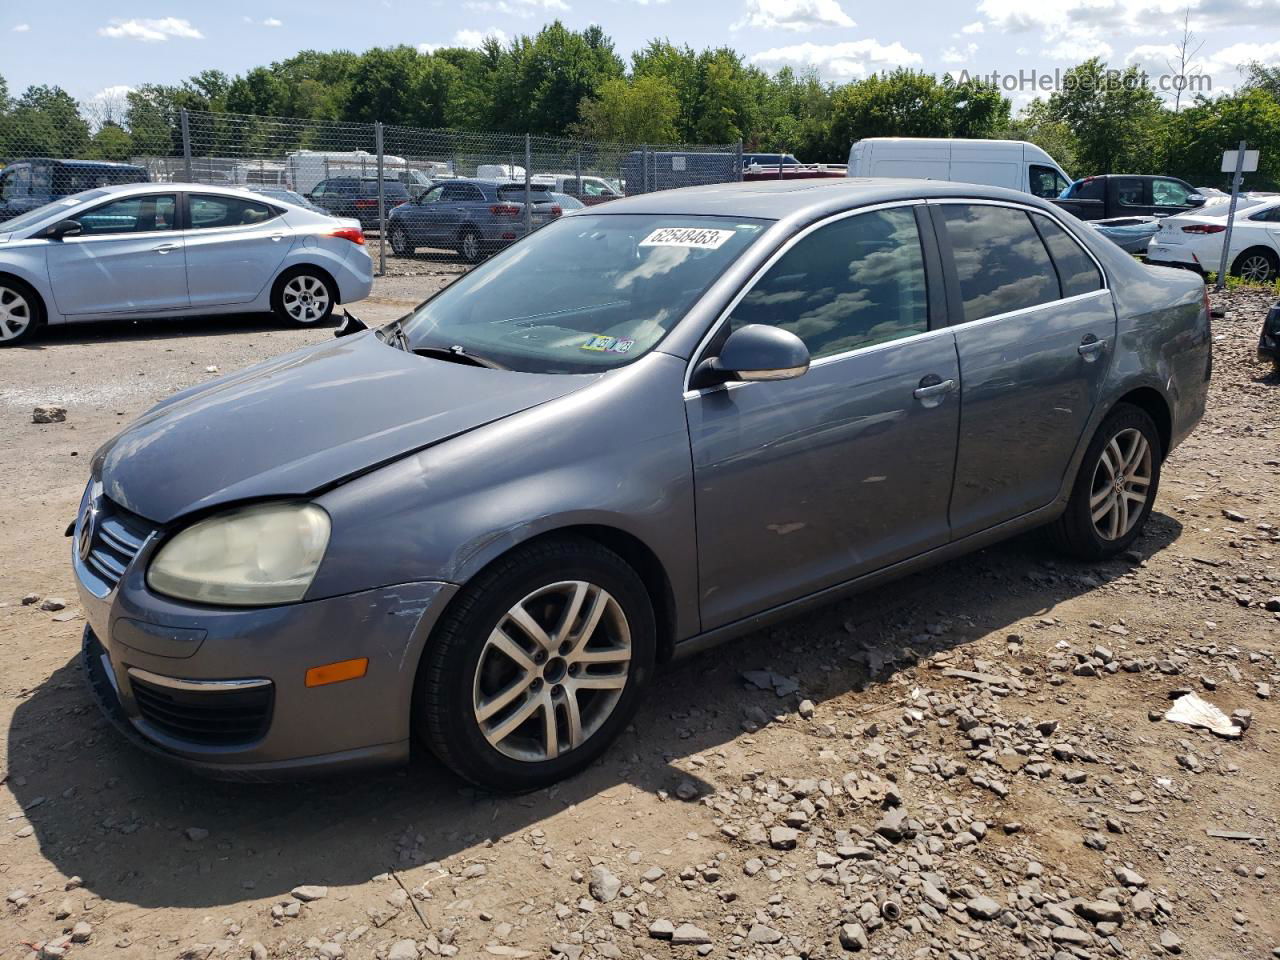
[933,202,1116,537]
[183,193,292,307]
[686,205,960,630]
[46,192,188,315]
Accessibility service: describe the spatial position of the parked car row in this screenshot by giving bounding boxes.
[1146,197,1280,282]
[0,182,373,346]
[386,178,565,262]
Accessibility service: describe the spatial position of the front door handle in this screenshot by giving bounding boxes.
[271,233,285,242]
[1078,334,1106,360]
[913,375,957,405]
[152,243,178,254]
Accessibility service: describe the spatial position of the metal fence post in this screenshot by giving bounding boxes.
[778,146,785,180]
[180,108,193,182]
[575,152,582,197]
[375,121,386,277]
[642,145,650,194]
[1215,140,1247,292]
[735,140,743,182]
[524,133,533,237]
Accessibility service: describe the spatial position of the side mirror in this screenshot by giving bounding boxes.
[43,219,83,241]
[691,324,810,389]
[333,310,369,338]
[1186,193,1207,207]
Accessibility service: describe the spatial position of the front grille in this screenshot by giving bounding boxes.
[80,497,155,596]
[130,674,274,747]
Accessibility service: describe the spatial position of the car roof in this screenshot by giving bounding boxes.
[587,177,1060,222]
[67,182,294,200]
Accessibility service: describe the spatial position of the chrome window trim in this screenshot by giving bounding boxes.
[127,667,272,693]
[682,199,928,397]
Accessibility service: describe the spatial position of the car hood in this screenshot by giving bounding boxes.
[96,331,599,524]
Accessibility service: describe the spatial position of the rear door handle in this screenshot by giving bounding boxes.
[1078,335,1106,359]
[913,376,957,403]
[152,243,178,254]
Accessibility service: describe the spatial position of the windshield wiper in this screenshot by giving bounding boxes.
[414,344,508,370]
[378,320,412,352]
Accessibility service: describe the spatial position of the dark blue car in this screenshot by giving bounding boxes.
[0,158,149,222]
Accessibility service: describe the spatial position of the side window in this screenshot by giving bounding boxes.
[30,164,53,196]
[72,194,177,236]
[310,183,328,198]
[1250,206,1280,222]
[1073,178,1105,201]
[728,206,929,359]
[1032,214,1104,298]
[1116,179,1144,206]
[418,185,443,204]
[1152,178,1192,207]
[1,167,30,200]
[189,194,277,229]
[1029,165,1069,199]
[439,183,467,202]
[940,204,1059,323]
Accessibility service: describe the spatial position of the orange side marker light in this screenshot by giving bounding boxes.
[305,658,369,688]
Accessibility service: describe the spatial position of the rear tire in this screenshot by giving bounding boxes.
[1049,404,1162,560]
[0,277,45,347]
[1232,248,1279,284]
[271,268,336,326]
[416,537,655,792]
[389,224,415,257]
[458,227,483,264]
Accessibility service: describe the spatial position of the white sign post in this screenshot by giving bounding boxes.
[1216,141,1256,291]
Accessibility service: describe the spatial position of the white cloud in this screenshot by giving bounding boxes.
[463,0,568,16]
[419,28,510,53]
[263,17,283,27]
[960,21,985,34]
[942,42,980,64]
[977,0,1280,47]
[733,0,855,32]
[751,39,922,79]
[1043,36,1113,60]
[12,23,30,32]
[99,17,203,42]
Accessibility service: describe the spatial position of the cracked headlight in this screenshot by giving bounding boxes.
[148,502,331,606]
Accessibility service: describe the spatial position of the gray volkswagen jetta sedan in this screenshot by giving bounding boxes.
[72,178,1211,789]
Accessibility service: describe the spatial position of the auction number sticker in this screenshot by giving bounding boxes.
[639,227,736,250]
[581,335,636,354]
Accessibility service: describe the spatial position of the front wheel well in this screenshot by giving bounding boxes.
[0,272,47,320]
[1112,388,1171,460]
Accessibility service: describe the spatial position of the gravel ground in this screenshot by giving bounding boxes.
[1,280,1278,960]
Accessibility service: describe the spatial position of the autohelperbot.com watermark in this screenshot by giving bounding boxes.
[954,68,1213,94]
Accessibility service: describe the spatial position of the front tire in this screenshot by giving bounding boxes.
[271,268,336,326]
[1232,248,1279,284]
[1050,404,1162,560]
[0,278,45,347]
[417,537,656,791]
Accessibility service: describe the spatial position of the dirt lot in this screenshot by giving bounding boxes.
[1,271,1277,960]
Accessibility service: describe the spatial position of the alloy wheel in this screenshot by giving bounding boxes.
[1089,427,1152,541]
[0,285,32,343]
[461,232,480,262]
[1238,254,1276,283]
[472,580,631,763]
[281,275,330,323]
[390,226,409,256]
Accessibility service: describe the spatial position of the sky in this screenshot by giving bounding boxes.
[3,0,1280,114]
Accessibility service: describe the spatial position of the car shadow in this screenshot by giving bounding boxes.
[5,512,1183,910]
[12,313,323,349]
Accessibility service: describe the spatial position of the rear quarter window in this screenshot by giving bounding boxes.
[1032,214,1104,297]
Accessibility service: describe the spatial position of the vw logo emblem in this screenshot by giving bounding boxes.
[78,509,97,562]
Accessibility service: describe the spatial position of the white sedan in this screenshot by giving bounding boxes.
[0,183,373,346]
[1146,198,1280,283]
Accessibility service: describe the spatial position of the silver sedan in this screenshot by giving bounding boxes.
[0,183,374,346]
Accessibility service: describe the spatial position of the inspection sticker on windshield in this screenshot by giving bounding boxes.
[639,227,736,250]
[581,335,635,354]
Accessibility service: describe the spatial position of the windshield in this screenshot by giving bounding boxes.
[0,189,111,231]
[400,214,768,373]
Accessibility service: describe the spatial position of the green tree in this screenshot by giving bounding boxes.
[1159,88,1280,188]
[1043,59,1162,174]
[88,123,134,160]
[1004,98,1080,175]
[573,75,680,143]
[9,85,90,157]
[492,22,625,134]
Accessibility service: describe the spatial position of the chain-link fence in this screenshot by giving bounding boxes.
[0,107,745,273]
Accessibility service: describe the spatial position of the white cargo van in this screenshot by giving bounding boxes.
[846,138,1072,199]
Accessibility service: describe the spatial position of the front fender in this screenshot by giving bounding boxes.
[312,353,700,641]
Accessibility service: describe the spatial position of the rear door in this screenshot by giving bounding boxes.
[1112,178,1149,216]
[686,204,960,628]
[183,193,292,307]
[46,192,188,315]
[934,201,1114,537]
